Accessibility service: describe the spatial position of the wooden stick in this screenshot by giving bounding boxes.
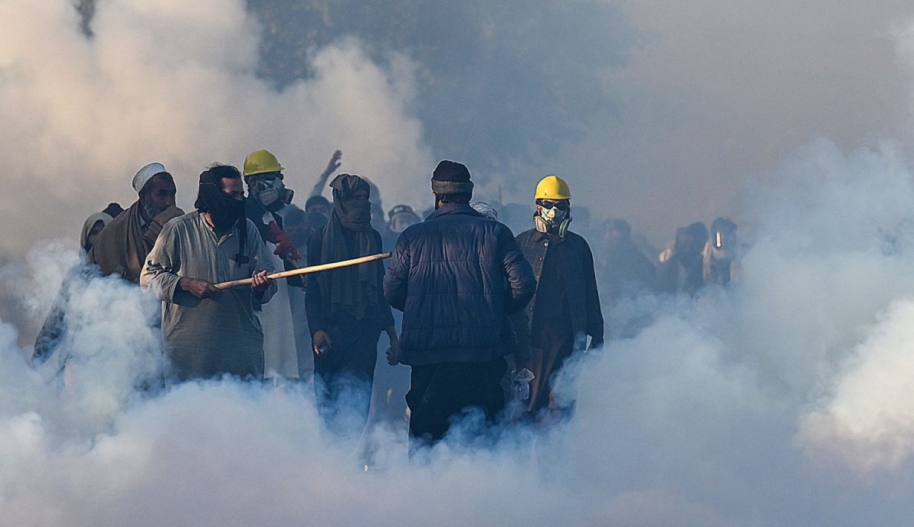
[214,252,391,290]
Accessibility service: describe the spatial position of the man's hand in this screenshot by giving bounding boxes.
[179,277,219,299]
[385,326,400,365]
[312,330,332,355]
[512,368,534,401]
[251,270,271,292]
[322,150,342,178]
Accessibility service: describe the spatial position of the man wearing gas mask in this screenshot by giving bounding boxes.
[512,175,603,423]
[243,149,304,383]
[384,204,421,249]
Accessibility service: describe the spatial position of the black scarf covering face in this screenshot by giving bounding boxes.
[195,167,246,231]
[317,174,380,320]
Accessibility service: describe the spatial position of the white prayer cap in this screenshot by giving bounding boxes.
[132,162,168,193]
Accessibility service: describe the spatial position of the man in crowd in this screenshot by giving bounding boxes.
[141,165,276,381]
[306,174,397,436]
[303,195,332,233]
[657,222,708,296]
[89,162,184,283]
[513,175,603,423]
[384,160,536,449]
[384,204,422,249]
[32,210,117,368]
[702,217,740,287]
[597,218,656,308]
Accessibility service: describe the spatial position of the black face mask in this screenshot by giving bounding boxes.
[211,197,246,230]
[196,181,246,230]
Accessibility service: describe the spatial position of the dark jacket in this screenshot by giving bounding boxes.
[383,204,536,366]
[515,228,604,345]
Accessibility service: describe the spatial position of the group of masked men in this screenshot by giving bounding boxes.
[34,153,607,449]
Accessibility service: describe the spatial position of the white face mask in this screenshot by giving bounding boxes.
[534,201,571,235]
[539,206,566,223]
[254,178,290,208]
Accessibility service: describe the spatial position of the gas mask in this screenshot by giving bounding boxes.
[534,200,571,236]
[252,176,293,210]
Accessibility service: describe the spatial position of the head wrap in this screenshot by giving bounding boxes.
[195,165,246,230]
[317,173,381,320]
[329,174,372,231]
[79,212,114,253]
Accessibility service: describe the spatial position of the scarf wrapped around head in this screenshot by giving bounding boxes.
[318,174,381,320]
[195,165,246,230]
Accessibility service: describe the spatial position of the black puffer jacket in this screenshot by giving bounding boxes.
[384,204,536,366]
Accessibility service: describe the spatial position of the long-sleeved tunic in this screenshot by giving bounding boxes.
[141,211,276,381]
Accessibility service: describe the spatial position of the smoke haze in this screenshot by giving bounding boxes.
[4,1,914,525]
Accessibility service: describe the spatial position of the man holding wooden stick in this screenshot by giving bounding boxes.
[141,164,276,382]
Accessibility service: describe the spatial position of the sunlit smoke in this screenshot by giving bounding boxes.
[4,2,914,526]
[0,0,433,255]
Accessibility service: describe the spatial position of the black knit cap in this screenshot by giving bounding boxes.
[431,160,473,195]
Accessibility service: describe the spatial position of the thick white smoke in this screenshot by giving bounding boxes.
[4,145,914,525]
[5,2,914,526]
[0,0,432,255]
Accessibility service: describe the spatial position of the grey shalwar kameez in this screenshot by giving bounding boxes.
[141,211,277,381]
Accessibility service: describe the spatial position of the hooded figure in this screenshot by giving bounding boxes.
[32,211,116,368]
[79,212,114,255]
[306,173,397,437]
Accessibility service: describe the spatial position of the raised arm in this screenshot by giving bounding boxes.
[309,149,342,198]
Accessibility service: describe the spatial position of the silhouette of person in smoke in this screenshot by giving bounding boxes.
[657,222,708,297]
[702,217,740,287]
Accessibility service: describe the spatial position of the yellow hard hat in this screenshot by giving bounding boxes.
[243,149,283,177]
[535,175,571,200]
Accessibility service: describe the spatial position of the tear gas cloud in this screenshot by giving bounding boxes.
[1,0,911,253]
[6,142,914,524]
[0,0,431,256]
[4,1,914,525]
